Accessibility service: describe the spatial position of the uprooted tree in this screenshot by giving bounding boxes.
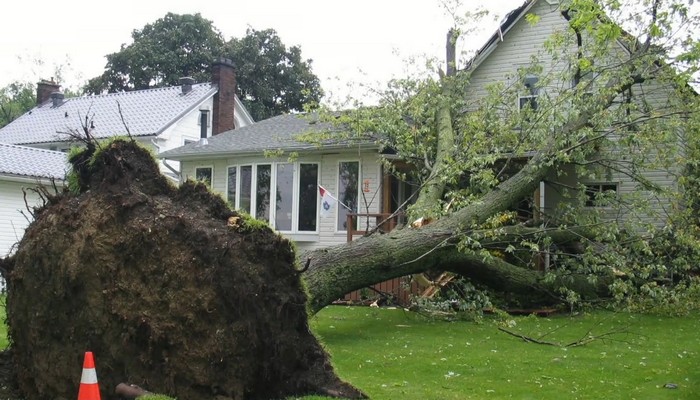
[2,0,700,399]
[3,140,365,399]
[300,0,700,313]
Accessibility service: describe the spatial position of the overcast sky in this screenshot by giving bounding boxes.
[0,0,523,102]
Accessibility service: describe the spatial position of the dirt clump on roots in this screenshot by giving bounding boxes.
[2,139,365,400]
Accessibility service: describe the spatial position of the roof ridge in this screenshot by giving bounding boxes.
[75,82,213,101]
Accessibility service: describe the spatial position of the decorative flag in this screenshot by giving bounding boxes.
[319,185,336,218]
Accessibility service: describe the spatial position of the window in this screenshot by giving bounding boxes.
[240,166,253,213]
[227,162,319,233]
[197,109,211,127]
[227,166,237,207]
[298,163,319,231]
[584,183,618,207]
[519,75,539,112]
[275,163,294,231]
[256,164,272,222]
[195,167,212,187]
[337,161,359,231]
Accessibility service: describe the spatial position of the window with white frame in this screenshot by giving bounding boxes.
[195,166,213,187]
[226,163,319,232]
[239,165,253,214]
[519,74,539,112]
[256,164,272,222]
[584,183,618,207]
[337,161,359,231]
[298,163,319,231]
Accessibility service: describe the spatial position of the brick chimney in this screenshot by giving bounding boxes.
[211,58,236,135]
[36,79,60,106]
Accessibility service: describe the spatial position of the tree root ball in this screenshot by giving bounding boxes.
[5,140,365,400]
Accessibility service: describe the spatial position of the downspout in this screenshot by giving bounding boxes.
[151,138,182,180]
[162,159,182,180]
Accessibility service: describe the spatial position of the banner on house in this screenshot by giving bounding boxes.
[318,185,336,218]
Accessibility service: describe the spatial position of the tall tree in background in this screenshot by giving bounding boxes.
[0,82,35,128]
[84,13,225,94]
[84,14,322,121]
[224,28,323,120]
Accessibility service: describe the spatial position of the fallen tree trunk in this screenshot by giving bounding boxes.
[302,155,610,313]
[302,56,645,312]
[302,222,610,314]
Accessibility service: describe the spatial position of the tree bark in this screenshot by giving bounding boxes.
[411,29,458,216]
[301,39,652,314]
[302,156,561,313]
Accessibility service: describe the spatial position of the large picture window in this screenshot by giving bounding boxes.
[275,163,294,231]
[227,162,320,233]
[226,166,237,207]
[337,161,359,231]
[298,163,318,232]
[256,164,272,222]
[240,166,252,214]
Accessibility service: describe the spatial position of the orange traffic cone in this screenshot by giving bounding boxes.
[77,351,101,400]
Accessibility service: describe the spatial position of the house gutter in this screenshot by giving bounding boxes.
[161,160,182,180]
[159,143,381,162]
[0,174,66,185]
[464,0,538,72]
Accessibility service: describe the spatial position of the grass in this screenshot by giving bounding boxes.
[1,300,697,399]
[299,306,700,400]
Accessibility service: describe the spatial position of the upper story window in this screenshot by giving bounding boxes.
[227,162,319,233]
[519,75,539,112]
[584,183,618,207]
[198,109,211,139]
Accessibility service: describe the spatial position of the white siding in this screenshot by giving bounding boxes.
[0,180,46,256]
[467,1,572,102]
[466,0,681,228]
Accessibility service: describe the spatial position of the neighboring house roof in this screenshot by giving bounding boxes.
[0,143,67,180]
[0,83,253,146]
[159,113,378,160]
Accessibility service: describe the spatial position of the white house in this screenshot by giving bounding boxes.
[159,113,392,253]
[0,58,253,173]
[463,0,679,228]
[0,144,67,256]
[0,58,254,255]
[160,0,682,255]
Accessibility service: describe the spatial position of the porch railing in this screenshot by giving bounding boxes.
[345,212,405,242]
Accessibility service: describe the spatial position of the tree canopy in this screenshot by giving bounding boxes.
[84,13,322,121]
[301,0,700,313]
[0,82,35,128]
[225,28,323,121]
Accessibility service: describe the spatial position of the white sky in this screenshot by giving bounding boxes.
[0,0,523,102]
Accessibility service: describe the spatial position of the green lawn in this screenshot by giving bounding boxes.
[302,306,700,400]
[1,301,698,399]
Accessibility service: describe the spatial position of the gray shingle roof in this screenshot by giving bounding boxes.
[0,83,217,145]
[159,113,378,160]
[0,143,68,180]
